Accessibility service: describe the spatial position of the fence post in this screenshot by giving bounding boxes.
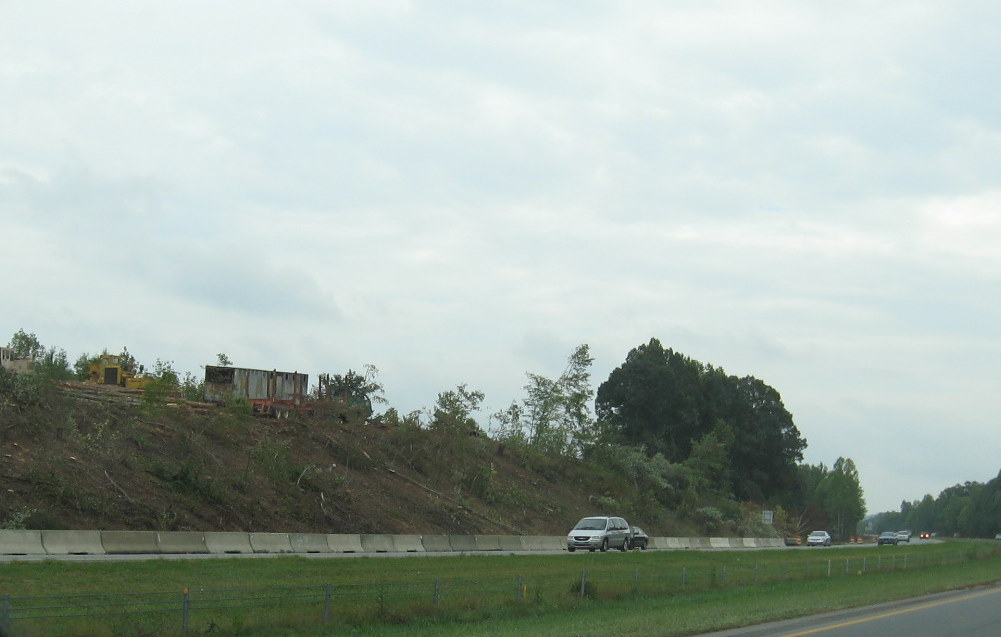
[182,588,190,632]
[516,576,525,602]
[434,578,441,606]
[827,560,831,577]
[1,594,10,634]
[681,566,687,591]
[323,584,332,624]
[754,563,759,583]
[579,570,587,598]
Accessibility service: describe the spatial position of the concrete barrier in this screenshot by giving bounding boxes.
[0,530,45,554]
[391,535,424,552]
[448,535,477,552]
[249,532,294,553]
[327,534,364,552]
[742,538,758,548]
[204,532,254,553]
[521,536,562,551]
[473,535,502,551]
[156,532,209,554]
[420,535,453,552]
[708,537,729,549]
[498,536,524,551]
[101,530,159,554]
[360,534,395,553]
[289,533,331,553]
[41,530,106,555]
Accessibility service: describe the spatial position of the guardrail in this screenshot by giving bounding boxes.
[0,530,789,556]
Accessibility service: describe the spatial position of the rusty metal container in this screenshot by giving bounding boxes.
[204,365,309,406]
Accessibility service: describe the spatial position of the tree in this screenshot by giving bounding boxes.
[8,329,43,361]
[595,338,806,502]
[314,364,386,422]
[6,330,72,380]
[724,376,805,501]
[431,384,485,435]
[490,344,597,457]
[814,457,866,540]
[217,353,232,367]
[595,339,704,461]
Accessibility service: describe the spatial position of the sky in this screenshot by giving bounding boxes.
[3,1,1000,516]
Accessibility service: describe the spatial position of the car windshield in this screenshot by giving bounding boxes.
[573,518,607,530]
[880,532,895,537]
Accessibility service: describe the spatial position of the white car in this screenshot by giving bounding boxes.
[806,530,832,546]
[566,516,632,552]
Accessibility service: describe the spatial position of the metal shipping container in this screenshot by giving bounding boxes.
[204,365,309,406]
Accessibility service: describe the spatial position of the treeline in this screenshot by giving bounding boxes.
[488,338,865,539]
[4,330,866,538]
[867,472,1001,538]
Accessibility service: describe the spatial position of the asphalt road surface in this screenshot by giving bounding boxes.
[699,585,1001,637]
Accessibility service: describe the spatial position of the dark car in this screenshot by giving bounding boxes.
[877,531,898,545]
[629,526,649,550]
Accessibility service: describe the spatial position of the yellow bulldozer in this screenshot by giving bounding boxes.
[88,353,153,390]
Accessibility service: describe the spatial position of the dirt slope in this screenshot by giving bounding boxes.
[0,383,610,535]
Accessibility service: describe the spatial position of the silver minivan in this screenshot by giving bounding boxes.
[566,516,632,552]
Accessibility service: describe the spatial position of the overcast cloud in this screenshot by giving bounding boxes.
[3,1,1000,515]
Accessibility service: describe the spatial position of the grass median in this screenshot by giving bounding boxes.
[1,540,999,636]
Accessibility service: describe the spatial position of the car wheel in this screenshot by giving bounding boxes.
[620,538,629,552]
[600,538,608,552]
[640,543,646,550]
[588,548,595,552]
[568,547,575,552]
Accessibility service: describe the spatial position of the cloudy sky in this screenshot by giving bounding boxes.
[3,1,1000,515]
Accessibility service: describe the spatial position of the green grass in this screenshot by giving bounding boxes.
[2,541,999,636]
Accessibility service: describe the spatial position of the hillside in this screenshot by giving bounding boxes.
[0,381,685,536]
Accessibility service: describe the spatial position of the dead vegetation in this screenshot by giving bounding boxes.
[0,380,661,535]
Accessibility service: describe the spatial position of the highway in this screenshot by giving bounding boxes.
[698,585,1001,637]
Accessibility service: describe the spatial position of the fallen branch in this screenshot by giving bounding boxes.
[104,470,132,502]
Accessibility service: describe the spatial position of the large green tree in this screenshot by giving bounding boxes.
[594,339,705,460]
[595,338,806,502]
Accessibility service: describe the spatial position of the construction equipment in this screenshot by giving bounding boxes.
[88,354,153,390]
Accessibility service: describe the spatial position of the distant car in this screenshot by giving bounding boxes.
[896,531,911,543]
[995,533,1001,540]
[629,526,649,550]
[806,531,832,546]
[878,532,898,545]
[919,531,932,539]
[566,516,632,552]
